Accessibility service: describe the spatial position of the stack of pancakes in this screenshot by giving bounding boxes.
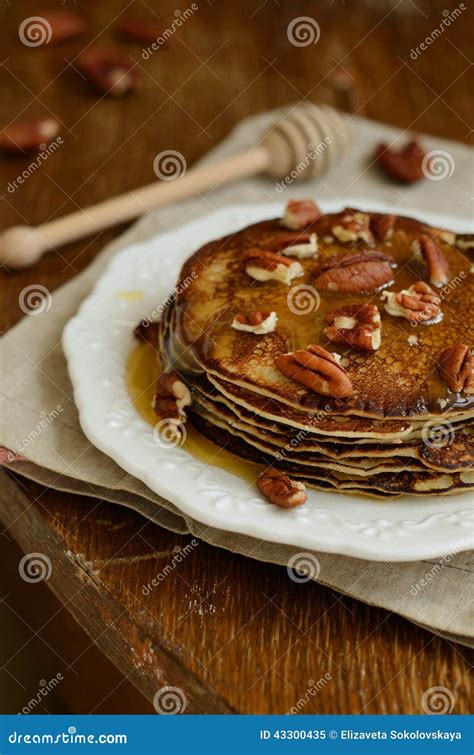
[152,205,474,499]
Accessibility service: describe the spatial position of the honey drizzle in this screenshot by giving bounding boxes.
[125,343,260,484]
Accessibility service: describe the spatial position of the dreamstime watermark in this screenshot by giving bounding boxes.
[287,16,320,47]
[410,539,469,595]
[409,4,466,60]
[408,268,467,329]
[275,428,311,462]
[153,417,187,447]
[19,284,52,316]
[276,138,332,192]
[142,4,199,59]
[421,149,455,181]
[20,673,64,714]
[274,408,329,462]
[287,552,321,583]
[153,686,187,714]
[421,419,455,449]
[142,540,199,596]
[7,136,63,194]
[19,16,52,46]
[288,674,332,714]
[19,553,52,583]
[13,405,64,456]
[153,149,187,180]
[140,271,197,327]
[287,284,320,315]
[421,686,455,714]
[437,269,467,298]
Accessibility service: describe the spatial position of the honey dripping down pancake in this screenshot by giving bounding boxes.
[135,199,474,505]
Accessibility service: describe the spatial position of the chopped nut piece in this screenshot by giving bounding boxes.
[77,46,140,96]
[375,139,426,183]
[370,213,396,241]
[0,117,61,154]
[243,248,303,285]
[281,199,321,229]
[381,281,442,324]
[263,230,318,258]
[231,311,277,334]
[154,371,191,420]
[257,468,307,508]
[408,335,418,346]
[417,234,450,287]
[311,250,395,294]
[275,344,353,398]
[281,232,318,259]
[332,211,373,244]
[438,344,474,395]
[324,303,381,352]
[39,9,86,44]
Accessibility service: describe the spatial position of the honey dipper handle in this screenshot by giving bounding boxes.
[0,146,270,269]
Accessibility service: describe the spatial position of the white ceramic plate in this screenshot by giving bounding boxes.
[63,202,474,562]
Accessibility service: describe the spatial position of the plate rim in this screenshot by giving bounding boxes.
[63,200,474,562]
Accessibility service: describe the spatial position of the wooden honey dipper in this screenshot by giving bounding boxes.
[1,103,349,268]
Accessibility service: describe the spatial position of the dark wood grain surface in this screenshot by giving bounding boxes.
[1,0,472,715]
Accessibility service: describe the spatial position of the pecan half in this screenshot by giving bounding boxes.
[275,344,353,398]
[416,234,450,287]
[370,213,396,241]
[260,230,318,258]
[381,281,441,324]
[375,139,426,183]
[243,248,303,285]
[311,251,395,294]
[154,371,192,420]
[0,117,60,154]
[281,199,321,229]
[438,344,474,395]
[231,311,277,334]
[332,211,373,244]
[257,468,307,508]
[77,46,140,96]
[324,303,381,351]
[116,17,165,44]
[39,9,86,43]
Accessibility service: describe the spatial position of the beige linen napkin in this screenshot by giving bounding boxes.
[2,106,473,647]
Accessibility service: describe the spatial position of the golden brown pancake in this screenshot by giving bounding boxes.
[172,212,473,419]
[149,205,473,498]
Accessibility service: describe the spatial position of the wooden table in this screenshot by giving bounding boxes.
[1,0,472,715]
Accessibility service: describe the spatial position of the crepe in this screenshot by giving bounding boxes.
[145,202,474,500]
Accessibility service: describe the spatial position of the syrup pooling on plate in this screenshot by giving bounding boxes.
[125,342,261,484]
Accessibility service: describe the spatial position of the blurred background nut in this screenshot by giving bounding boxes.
[77,46,140,96]
[36,9,86,44]
[375,139,426,183]
[0,116,61,155]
